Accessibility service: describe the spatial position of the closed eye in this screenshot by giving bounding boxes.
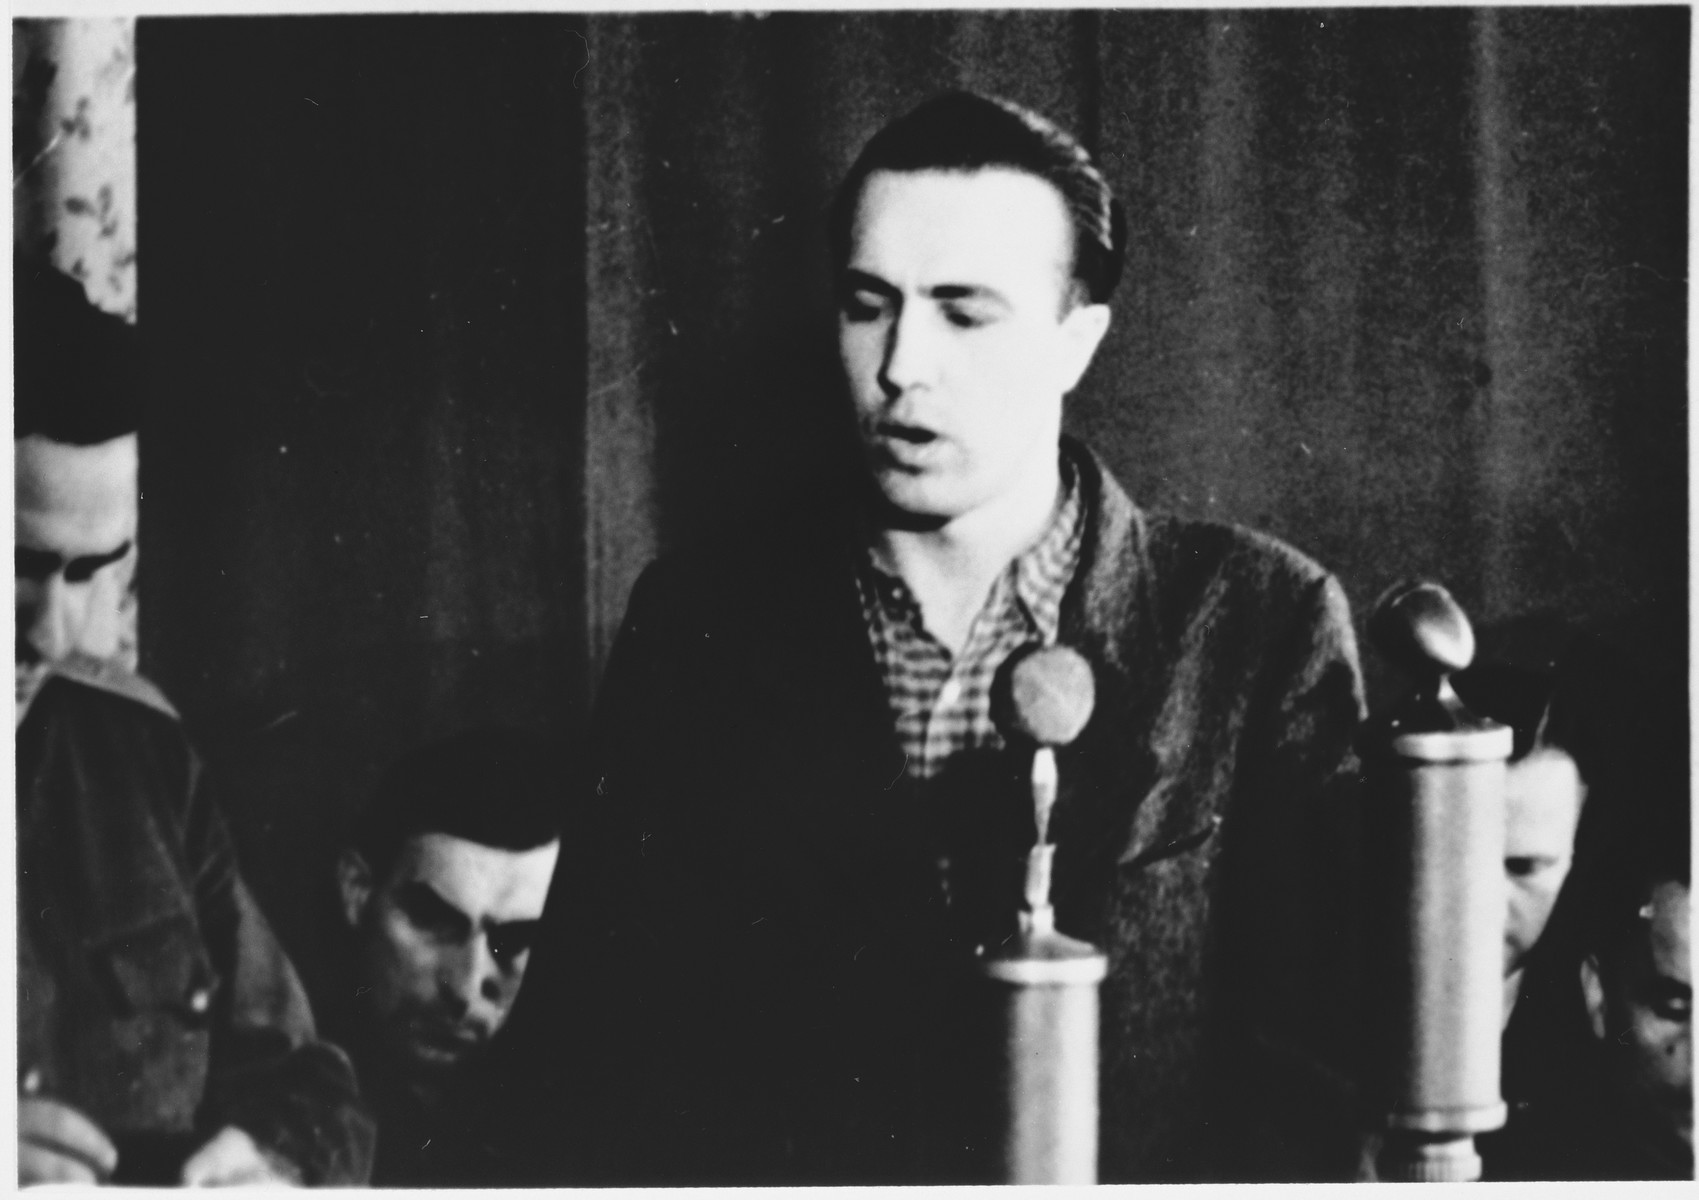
[838,269,899,324]
[487,919,541,968]
[15,547,61,582]
[1646,980,1691,1023]
[941,302,1000,330]
[840,291,887,323]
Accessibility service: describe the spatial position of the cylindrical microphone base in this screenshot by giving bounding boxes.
[1378,1131,1484,1182]
[1366,722,1512,1180]
[977,917,1107,1184]
[1370,730,1511,1126]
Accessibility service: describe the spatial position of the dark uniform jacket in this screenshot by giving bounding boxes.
[579,439,1366,1183]
[17,661,374,1184]
[313,978,520,1187]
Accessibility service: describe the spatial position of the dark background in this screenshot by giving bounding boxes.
[134,11,1686,997]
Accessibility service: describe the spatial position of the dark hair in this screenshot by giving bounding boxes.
[352,727,563,883]
[1451,662,1569,764]
[14,261,142,445]
[828,91,1126,306]
[1583,757,1689,965]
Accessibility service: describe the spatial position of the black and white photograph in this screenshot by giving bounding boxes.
[12,4,1690,1186]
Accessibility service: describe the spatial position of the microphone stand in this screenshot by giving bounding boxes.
[978,646,1104,1184]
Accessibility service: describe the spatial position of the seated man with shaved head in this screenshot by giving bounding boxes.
[16,263,373,1185]
[324,728,562,1186]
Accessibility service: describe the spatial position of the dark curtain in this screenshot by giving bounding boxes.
[132,7,1684,1026]
[136,14,587,968]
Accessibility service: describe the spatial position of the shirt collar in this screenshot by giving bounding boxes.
[857,452,1085,640]
[1010,455,1083,644]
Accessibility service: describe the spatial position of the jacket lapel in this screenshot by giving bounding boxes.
[1049,441,1216,939]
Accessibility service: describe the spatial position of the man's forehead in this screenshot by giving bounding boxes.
[847,167,1073,290]
[1646,879,1691,984]
[1504,748,1585,852]
[16,434,139,529]
[390,830,560,921]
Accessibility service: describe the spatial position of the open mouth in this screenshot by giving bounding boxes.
[877,420,936,444]
[406,1019,484,1062]
[869,422,947,469]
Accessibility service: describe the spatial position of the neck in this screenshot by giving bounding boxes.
[16,665,47,727]
[871,452,1062,655]
[1502,967,1525,1030]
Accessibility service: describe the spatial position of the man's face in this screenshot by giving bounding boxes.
[837,168,1109,526]
[15,434,138,702]
[1586,879,1692,1155]
[1503,747,1586,976]
[342,832,559,1080]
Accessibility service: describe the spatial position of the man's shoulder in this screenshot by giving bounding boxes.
[1076,448,1359,685]
[1145,511,1333,596]
[628,493,858,621]
[21,662,196,798]
[1081,446,1335,606]
[41,655,182,722]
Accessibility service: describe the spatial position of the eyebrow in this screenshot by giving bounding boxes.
[840,269,899,301]
[488,915,542,933]
[17,540,133,583]
[397,881,474,935]
[397,880,544,938]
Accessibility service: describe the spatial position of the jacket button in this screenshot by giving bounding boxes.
[189,988,211,1014]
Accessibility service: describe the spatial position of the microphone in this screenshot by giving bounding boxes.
[1362,582,1511,1182]
[992,643,1095,868]
[977,643,1103,1184]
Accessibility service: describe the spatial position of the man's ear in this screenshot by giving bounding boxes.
[1056,302,1111,395]
[1580,952,1608,1041]
[337,848,375,928]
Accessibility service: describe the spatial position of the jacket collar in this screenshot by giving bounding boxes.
[1057,434,1159,679]
[17,654,177,728]
[1053,439,1214,878]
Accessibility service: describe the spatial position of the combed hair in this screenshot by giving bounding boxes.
[1451,662,1567,764]
[14,261,142,445]
[1583,771,1689,966]
[828,91,1126,306]
[352,727,564,882]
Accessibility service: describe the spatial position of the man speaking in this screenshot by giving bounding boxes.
[583,92,1366,1184]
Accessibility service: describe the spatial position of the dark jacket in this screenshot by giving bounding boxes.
[580,441,1366,1183]
[313,960,524,1187]
[17,662,374,1185]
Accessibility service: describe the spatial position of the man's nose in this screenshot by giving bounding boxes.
[878,307,936,399]
[22,575,76,665]
[438,938,504,1022]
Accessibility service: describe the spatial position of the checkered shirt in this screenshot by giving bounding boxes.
[856,470,1084,781]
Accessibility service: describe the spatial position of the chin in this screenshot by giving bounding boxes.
[868,472,962,523]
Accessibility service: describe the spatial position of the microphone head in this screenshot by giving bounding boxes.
[992,644,1096,748]
[1370,580,1475,679]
